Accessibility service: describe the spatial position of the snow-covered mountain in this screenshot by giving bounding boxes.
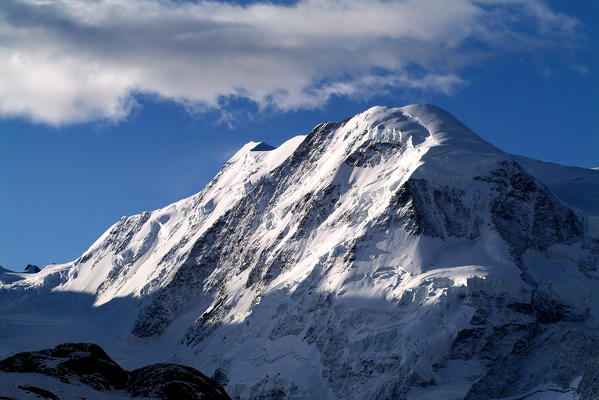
[1,105,598,399]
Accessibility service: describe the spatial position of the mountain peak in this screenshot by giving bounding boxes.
[2,105,598,400]
[350,104,492,148]
[250,142,276,152]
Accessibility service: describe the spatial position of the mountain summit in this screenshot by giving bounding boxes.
[2,105,598,400]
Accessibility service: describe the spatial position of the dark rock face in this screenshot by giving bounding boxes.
[461,326,599,400]
[0,343,128,391]
[24,264,41,273]
[291,183,341,240]
[385,178,479,239]
[129,363,231,400]
[477,160,584,254]
[0,343,231,400]
[445,293,598,400]
[250,142,276,152]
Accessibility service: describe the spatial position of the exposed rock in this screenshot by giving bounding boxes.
[24,264,40,273]
[129,363,230,400]
[0,343,231,400]
[0,343,128,391]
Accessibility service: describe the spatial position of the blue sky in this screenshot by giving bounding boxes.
[1,0,598,270]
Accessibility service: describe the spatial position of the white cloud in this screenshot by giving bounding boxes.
[0,0,579,125]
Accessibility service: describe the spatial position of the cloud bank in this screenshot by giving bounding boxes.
[0,0,578,125]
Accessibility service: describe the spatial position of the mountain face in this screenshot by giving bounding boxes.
[1,104,599,400]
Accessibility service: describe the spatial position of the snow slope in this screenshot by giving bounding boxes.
[514,155,599,216]
[1,105,598,400]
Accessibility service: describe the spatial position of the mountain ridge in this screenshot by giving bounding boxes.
[1,104,598,400]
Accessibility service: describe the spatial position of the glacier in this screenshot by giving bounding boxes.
[1,104,598,399]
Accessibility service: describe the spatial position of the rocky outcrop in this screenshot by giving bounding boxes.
[0,343,230,400]
[129,363,231,400]
[24,264,41,273]
[476,160,584,254]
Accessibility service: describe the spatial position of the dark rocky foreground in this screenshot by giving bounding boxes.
[0,343,231,400]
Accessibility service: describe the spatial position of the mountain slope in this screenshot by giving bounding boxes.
[1,105,598,400]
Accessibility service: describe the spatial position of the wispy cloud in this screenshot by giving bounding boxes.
[0,0,579,125]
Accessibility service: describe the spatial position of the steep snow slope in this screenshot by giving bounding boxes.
[11,136,305,303]
[1,105,598,400]
[0,266,27,284]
